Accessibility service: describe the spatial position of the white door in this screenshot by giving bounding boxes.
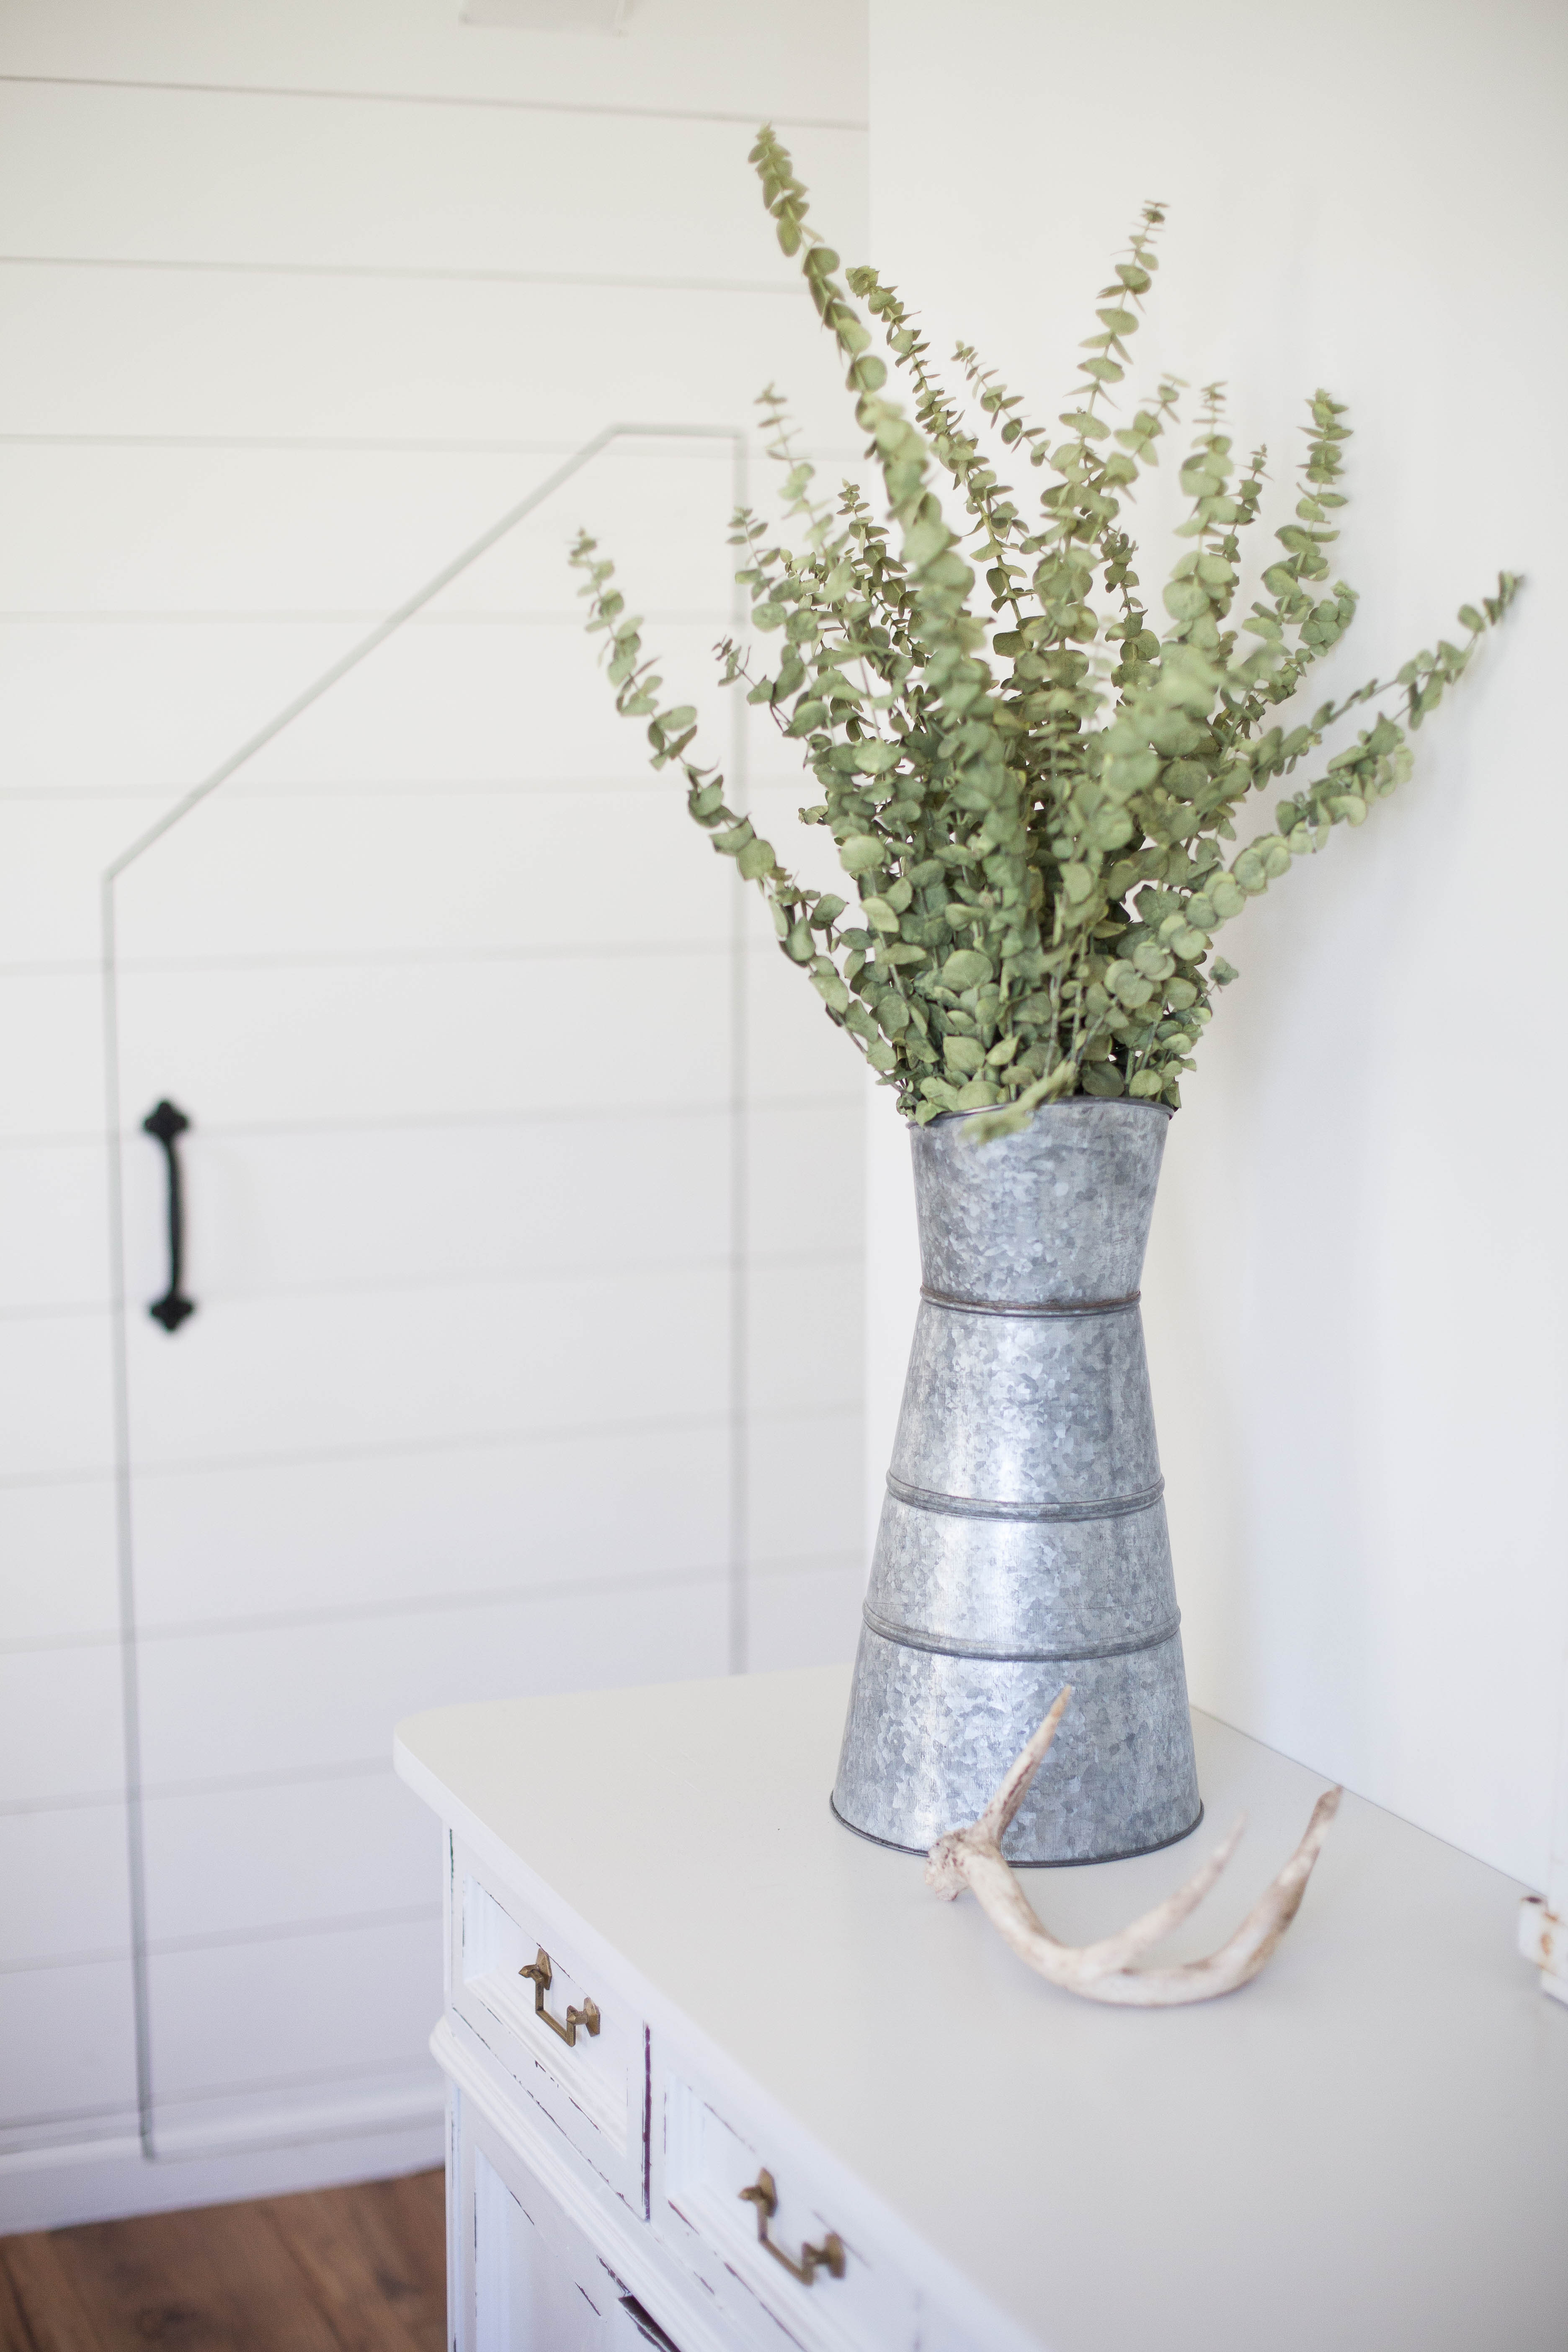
[105,436,863,2157]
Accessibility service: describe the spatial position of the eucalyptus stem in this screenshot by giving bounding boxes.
[571,133,1520,1139]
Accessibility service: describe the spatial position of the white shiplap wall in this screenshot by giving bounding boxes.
[865,0,1567,1893]
[0,0,870,2226]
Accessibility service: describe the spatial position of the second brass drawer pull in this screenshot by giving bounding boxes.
[518,1947,600,2047]
[739,2169,845,2287]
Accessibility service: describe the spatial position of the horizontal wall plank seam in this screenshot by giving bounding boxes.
[0,1097,868,1126]
[0,1945,132,1976]
[140,1903,441,1959]
[0,253,810,296]
[121,2051,444,2107]
[0,1091,855,1143]
[111,941,738,970]
[0,1903,441,1977]
[0,1248,863,1320]
[0,1758,395,1816]
[0,1563,742,1634]
[1,943,877,974]
[0,72,868,134]
[2,946,734,977]
[0,785,841,805]
[0,1096,860,1140]
[27,1543,869,1656]
[16,1563,751,1646]
[0,778,846,799]
[0,2103,140,2138]
[0,609,733,624]
[0,1395,856,1491]
[0,1547,866,1659]
[0,1790,129,1817]
[0,435,866,458]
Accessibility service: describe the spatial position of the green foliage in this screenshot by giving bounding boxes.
[573,129,1519,1138]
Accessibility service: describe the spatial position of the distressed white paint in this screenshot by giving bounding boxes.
[399,1666,1568,2352]
[1519,1651,1568,2003]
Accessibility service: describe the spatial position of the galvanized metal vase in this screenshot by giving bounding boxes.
[833,1097,1202,1864]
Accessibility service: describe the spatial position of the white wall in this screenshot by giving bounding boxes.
[0,0,870,2226]
[866,0,1567,1887]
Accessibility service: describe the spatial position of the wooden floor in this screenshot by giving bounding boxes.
[0,2170,445,2352]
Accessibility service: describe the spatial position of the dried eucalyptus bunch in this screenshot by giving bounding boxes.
[573,130,1517,1136]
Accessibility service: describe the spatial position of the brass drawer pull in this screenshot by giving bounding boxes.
[739,2169,845,2286]
[518,1947,600,2047]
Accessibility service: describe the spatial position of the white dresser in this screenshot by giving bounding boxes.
[395,1665,1568,2352]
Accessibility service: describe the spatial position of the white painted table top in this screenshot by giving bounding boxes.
[396,1666,1568,2352]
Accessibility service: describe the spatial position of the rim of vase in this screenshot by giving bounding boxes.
[913,1096,1176,1132]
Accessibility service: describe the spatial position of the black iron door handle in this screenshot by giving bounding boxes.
[142,1099,195,1332]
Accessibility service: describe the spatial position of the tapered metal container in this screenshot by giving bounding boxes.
[833,1098,1202,1863]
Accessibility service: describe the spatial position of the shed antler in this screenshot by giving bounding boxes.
[926,1688,1340,2007]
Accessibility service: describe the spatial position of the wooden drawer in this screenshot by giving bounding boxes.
[451,1839,647,2218]
[652,2060,918,2352]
